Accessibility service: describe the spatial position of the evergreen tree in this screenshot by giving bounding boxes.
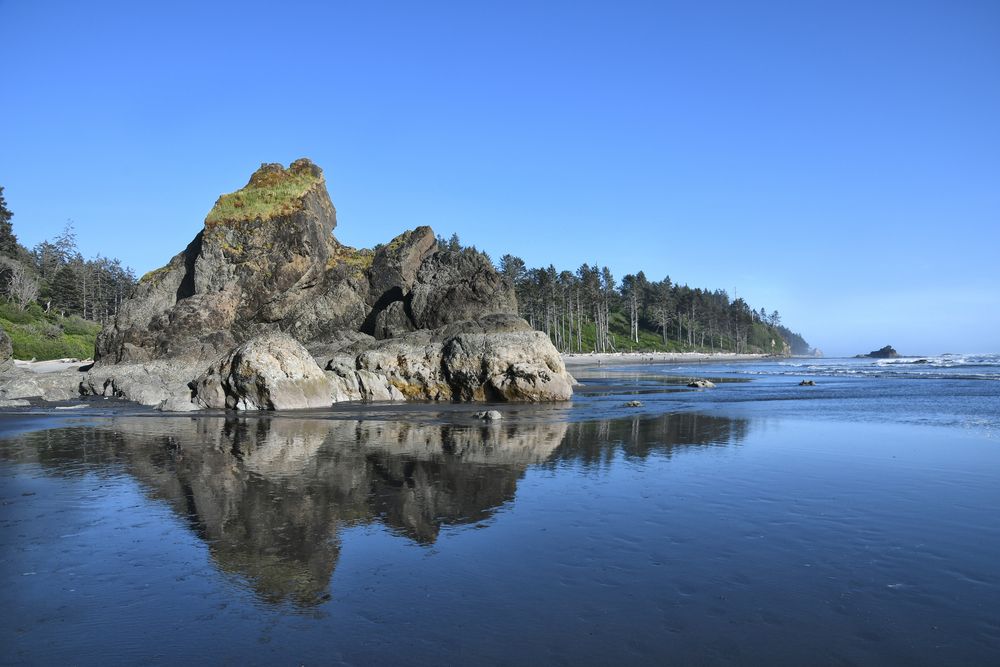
[0,186,18,259]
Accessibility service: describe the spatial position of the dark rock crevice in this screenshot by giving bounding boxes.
[176,231,203,302]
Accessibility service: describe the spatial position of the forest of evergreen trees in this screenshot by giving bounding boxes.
[0,181,811,361]
[497,253,812,356]
[0,186,137,324]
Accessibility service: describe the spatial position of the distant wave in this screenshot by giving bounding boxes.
[733,353,1000,381]
[873,354,1000,369]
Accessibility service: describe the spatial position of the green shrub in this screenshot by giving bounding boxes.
[1,301,99,360]
[62,315,100,336]
[0,301,35,324]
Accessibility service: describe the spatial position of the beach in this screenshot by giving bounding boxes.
[1,355,998,664]
[562,351,773,366]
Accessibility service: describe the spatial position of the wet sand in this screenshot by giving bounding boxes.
[562,351,770,367]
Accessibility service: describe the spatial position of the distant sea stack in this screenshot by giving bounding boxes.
[84,158,574,409]
[858,345,900,359]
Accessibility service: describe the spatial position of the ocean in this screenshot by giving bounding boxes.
[1,355,998,664]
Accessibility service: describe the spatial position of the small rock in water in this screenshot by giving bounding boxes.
[623,400,643,407]
[687,379,716,389]
[799,380,816,386]
[473,410,503,421]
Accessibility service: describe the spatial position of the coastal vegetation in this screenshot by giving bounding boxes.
[0,186,136,359]
[204,159,324,226]
[1,169,810,365]
[496,251,812,355]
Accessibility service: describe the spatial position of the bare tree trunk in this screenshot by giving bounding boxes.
[6,263,39,311]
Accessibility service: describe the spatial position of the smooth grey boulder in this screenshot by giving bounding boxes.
[473,410,503,421]
[1,366,82,402]
[442,328,573,402]
[0,398,30,407]
[81,361,199,408]
[324,315,574,403]
[687,379,716,388]
[193,331,333,410]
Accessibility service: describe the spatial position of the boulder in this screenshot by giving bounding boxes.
[322,315,575,403]
[442,327,573,402]
[192,332,334,410]
[799,380,816,386]
[81,361,199,408]
[687,379,716,389]
[624,400,643,407]
[473,410,503,421]
[0,398,30,408]
[1,366,82,402]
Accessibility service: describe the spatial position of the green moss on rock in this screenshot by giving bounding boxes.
[139,265,171,284]
[205,158,324,227]
[327,246,374,279]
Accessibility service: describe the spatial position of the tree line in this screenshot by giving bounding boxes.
[497,253,811,355]
[1,186,137,324]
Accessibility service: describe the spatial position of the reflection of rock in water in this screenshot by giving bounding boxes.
[2,416,565,606]
[554,412,750,466]
[350,421,568,543]
[0,410,744,607]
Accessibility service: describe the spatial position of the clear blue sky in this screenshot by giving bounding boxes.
[2,0,998,355]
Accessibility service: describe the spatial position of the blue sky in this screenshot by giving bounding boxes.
[1,0,997,355]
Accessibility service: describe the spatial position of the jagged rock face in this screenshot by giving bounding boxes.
[368,226,437,304]
[361,227,517,339]
[96,159,349,363]
[409,248,517,331]
[96,159,517,365]
[86,158,568,408]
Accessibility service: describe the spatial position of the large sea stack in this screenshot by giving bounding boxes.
[81,159,574,410]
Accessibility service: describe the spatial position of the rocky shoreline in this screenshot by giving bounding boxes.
[1,159,575,411]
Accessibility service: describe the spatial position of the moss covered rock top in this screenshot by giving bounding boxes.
[204,158,324,227]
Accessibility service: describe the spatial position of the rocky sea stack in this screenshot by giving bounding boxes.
[860,345,900,359]
[4,159,574,410]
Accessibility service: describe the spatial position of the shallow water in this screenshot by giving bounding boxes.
[2,360,999,665]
